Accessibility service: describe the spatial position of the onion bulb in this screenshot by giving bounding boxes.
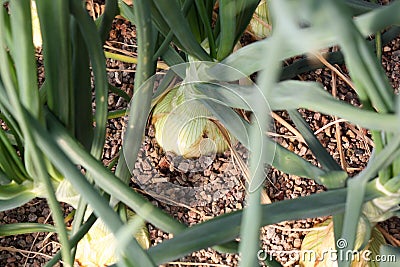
[300,217,386,267]
[75,211,150,267]
[152,83,232,158]
[248,0,272,40]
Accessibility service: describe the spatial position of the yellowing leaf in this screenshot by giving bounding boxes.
[300,218,387,267]
[31,1,42,48]
[300,219,335,267]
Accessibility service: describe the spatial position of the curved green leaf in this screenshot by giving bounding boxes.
[0,192,35,212]
[380,245,400,267]
[70,0,109,160]
[98,0,118,44]
[147,182,383,264]
[116,0,156,186]
[270,81,398,132]
[0,223,56,236]
[153,0,211,61]
[9,0,39,117]
[288,110,344,175]
[217,0,236,60]
[28,110,155,267]
[36,0,71,125]
[0,181,33,200]
[220,1,400,79]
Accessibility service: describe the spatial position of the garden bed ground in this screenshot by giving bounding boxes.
[1,2,400,266]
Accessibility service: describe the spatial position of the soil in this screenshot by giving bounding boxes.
[1,1,400,267]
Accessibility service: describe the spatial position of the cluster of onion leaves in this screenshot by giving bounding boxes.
[1,1,400,267]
